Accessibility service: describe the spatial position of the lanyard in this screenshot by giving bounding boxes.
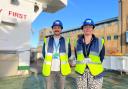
[54,40,60,52]
[84,44,91,57]
[84,38,93,57]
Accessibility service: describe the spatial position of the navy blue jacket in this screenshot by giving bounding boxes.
[75,34,106,78]
[75,34,105,62]
[42,36,71,59]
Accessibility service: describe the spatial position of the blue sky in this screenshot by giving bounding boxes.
[32,0,118,47]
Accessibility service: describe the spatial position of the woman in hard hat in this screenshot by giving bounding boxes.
[75,18,105,89]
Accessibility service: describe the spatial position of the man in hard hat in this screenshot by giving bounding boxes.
[75,18,105,89]
[42,20,71,89]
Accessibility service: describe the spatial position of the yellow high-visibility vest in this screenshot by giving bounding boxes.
[75,38,104,76]
[42,37,71,76]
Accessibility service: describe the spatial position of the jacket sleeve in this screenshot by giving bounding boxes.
[74,47,77,59]
[68,41,71,58]
[99,45,105,63]
[42,42,45,60]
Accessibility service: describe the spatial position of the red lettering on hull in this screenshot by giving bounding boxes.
[0,9,3,13]
[8,11,27,20]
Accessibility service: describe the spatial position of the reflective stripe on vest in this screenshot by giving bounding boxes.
[60,53,71,75]
[42,37,71,76]
[75,38,104,76]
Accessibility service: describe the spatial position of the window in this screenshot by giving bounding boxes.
[126,31,128,43]
[107,36,111,40]
[95,25,104,29]
[114,35,118,40]
[105,23,111,27]
[108,23,112,26]
[127,16,128,29]
[11,0,19,5]
[34,3,39,13]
